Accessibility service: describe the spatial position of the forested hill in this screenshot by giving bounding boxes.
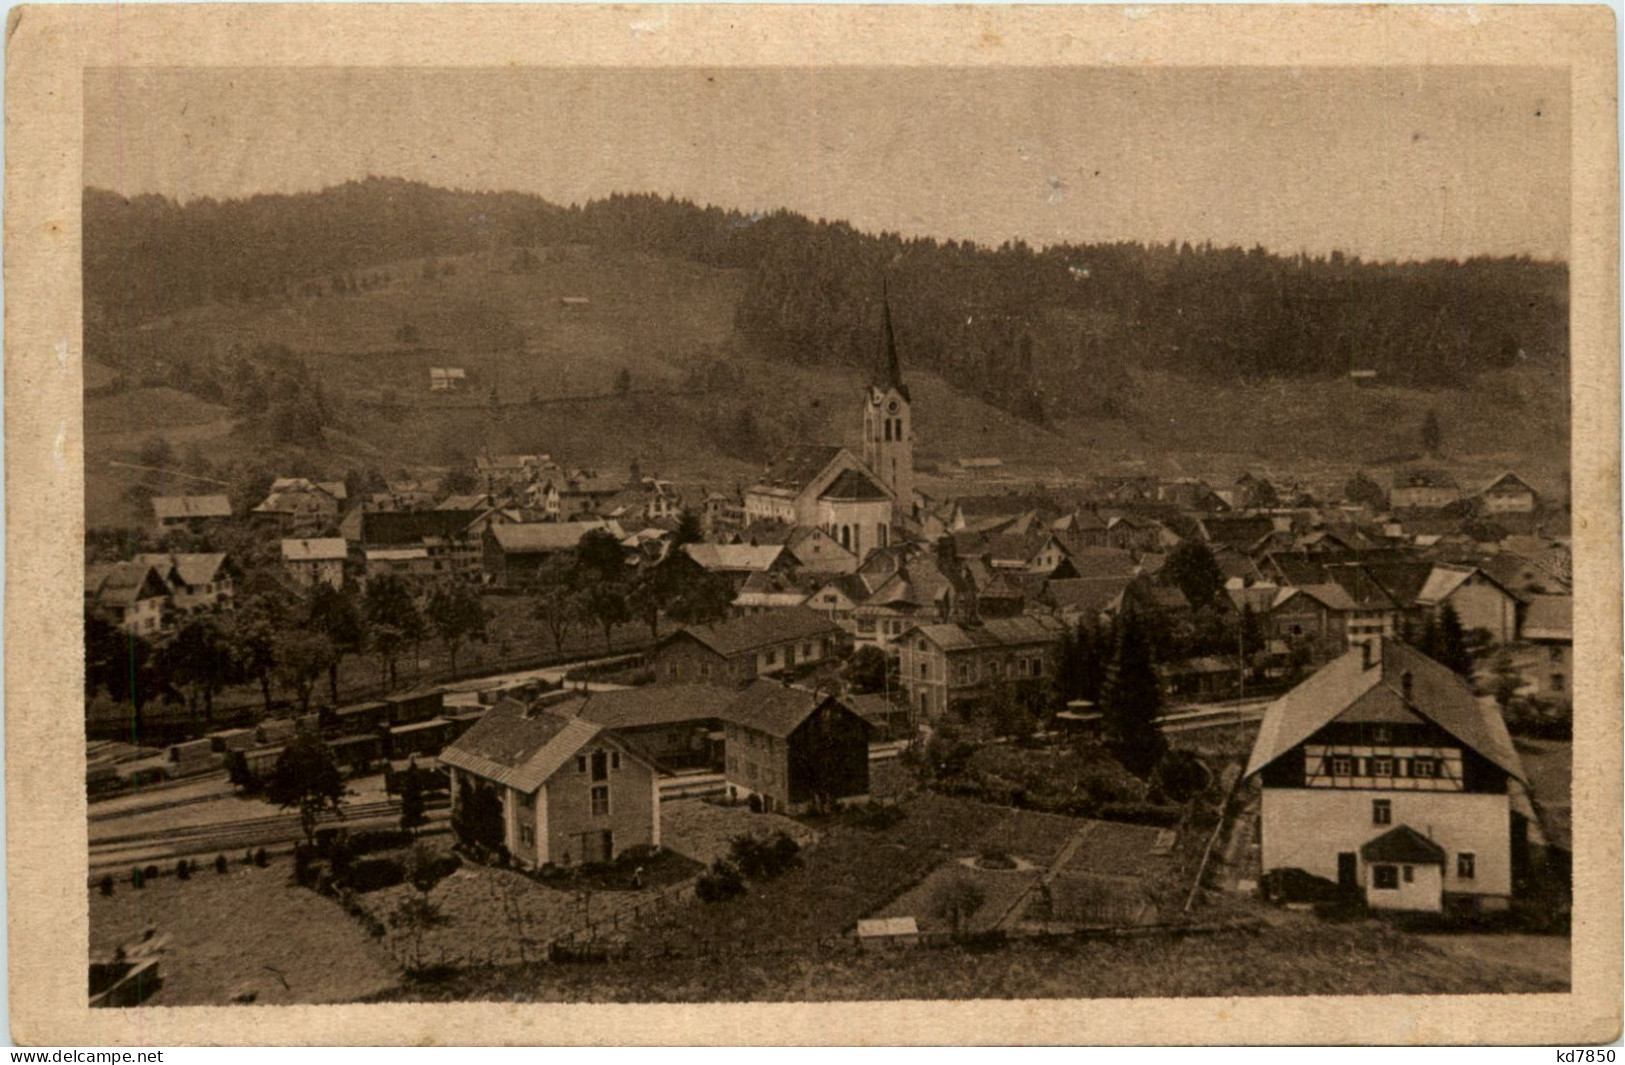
[85,179,1568,425]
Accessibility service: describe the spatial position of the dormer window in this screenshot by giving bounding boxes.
[1371,725,1392,744]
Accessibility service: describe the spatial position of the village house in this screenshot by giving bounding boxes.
[86,561,171,636]
[480,520,624,587]
[133,552,238,614]
[894,615,1067,720]
[557,469,625,519]
[1246,639,1529,914]
[680,542,795,591]
[1050,509,1109,547]
[731,522,858,575]
[342,508,485,582]
[1415,564,1523,645]
[732,570,821,616]
[1390,468,1460,510]
[1518,595,1573,700]
[559,685,738,772]
[649,607,847,685]
[252,478,348,533]
[719,681,873,813]
[151,494,233,534]
[282,536,349,595]
[744,445,895,559]
[440,695,661,868]
[1476,472,1540,515]
[851,552,962,649]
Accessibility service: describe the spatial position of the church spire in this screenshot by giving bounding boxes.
[877,281,909,400]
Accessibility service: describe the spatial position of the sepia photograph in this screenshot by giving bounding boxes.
[5,2,1618,1046]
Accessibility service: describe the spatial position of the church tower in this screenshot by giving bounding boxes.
[862,287,915,520]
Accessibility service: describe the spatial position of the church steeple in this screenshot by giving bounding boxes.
[863,281,915,521]
[875,282,910,401]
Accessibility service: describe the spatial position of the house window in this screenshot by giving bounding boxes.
[520,825,534,845]
[591,750,608,782]
[1412,759,1436,778]
[802,643,813,659]
[519,792,535,809]
[1370,725,1392,744]
[857,618,876,634]
[1371,757,1394,778]
[957,662,972,684]
[766,650,778,666]
[611,752,621,771]
[1457,853,1476,880]
[918,663,928,680]
[1551,673,1566,693]
[701,662,713,679]
[1550,645,1564,663]
[1372,799,1392,825]
[1403,865,1414,883]
[1330,757,1353,776]
[576,755,587,774]
[1372,865,1399,890]
[590,785,610,817]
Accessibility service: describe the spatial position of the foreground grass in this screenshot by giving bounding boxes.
[366,914,1568,1003]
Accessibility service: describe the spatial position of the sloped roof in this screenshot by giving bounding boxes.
[683,543,785,572]
[1065,547,1138,580]
[1522,595,1572,641]
[488,520,623,555]
[1415,565,1475,606]
[754,445,845,494]
[282,538,350,562]
[904,615,1066,652]
[664,606,844,659]
[152,495,233,521]
[1245,639,1525,783]
[439,702,603,794]
[86,561,168,607]
[1480,471,1537,496]
[1273,583,1358,613]
[1360,824,1446,864]
[720,681,874,740]
[820,468,891,501]
[568,684,740,729]
[359,509,478,546]
[1201,515,1277,547]
[134,552,228,587]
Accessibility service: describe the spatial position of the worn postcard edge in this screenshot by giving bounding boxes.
[4,3,1619,1046]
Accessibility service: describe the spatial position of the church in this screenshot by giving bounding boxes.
[743,292,918,561]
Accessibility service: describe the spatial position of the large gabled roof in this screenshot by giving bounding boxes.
[662,606,844,659]
[1245,639,1525,783]
[439,701,604,794]
[902,614,1066,652]
[820,467,892,502]
[720,680,874,740]
[682,542,787,573]
[567,684,741,730]
[753,445,846,495]
[134,552,230,588]
[86,561,170,607]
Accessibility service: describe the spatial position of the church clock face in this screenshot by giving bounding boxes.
[886,399,900,415]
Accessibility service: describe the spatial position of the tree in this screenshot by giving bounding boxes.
[231,594,286,713]
[307,583,365,702]
[1100,610,1166,778]
[1164,540,1224,612]
[626,574,667,640]
[931,874,986,936]
[399,770,429,837]
[1492,651,1523,710]
[575,529,627,584]
[1435,604,1474,678]
[161,617,238,723]
[264,733,347,844]
[1421,408,1443,457]
[451,777,505,853]
[274,630,337,714]
[581,579,631,651]
[529,556,584,652]
[426,583,488,678]
[365,575,424,686]
[85,616,169,738]
[844,645,891,693]
[387,892,447,971]
[664,569,735,627]
[441,467,479,496]
[1344,469,1389,510]
[673,508,704,546]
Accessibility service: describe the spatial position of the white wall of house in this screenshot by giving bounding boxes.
[814,498,892,559]
[1367,861,1444,911]
[1439,577,1520,643]
[1259,787,1512,901]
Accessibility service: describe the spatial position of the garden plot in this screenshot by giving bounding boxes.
[89,858,398,1006]
[659,797,818,865]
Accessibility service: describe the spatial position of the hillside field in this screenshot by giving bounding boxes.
[85,245,1571,529]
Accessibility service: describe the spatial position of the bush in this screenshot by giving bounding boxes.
[849,801,906,830]
[728,832,801,881]
[244,850,255,866]
[344,857,406,893]
[695,858,745,903]
[130,867,145,889]
[144,863,161,882]
[253,848,269,868]
[1095,802,1184,828]
[1153,750,1209,804]
[214,854,228,875]
[176,859,191,881]
[747,794,763,814]
[348,829,411,856]
[99,874,115,897]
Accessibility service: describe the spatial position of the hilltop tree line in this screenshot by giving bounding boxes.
[86,180,1567,426]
